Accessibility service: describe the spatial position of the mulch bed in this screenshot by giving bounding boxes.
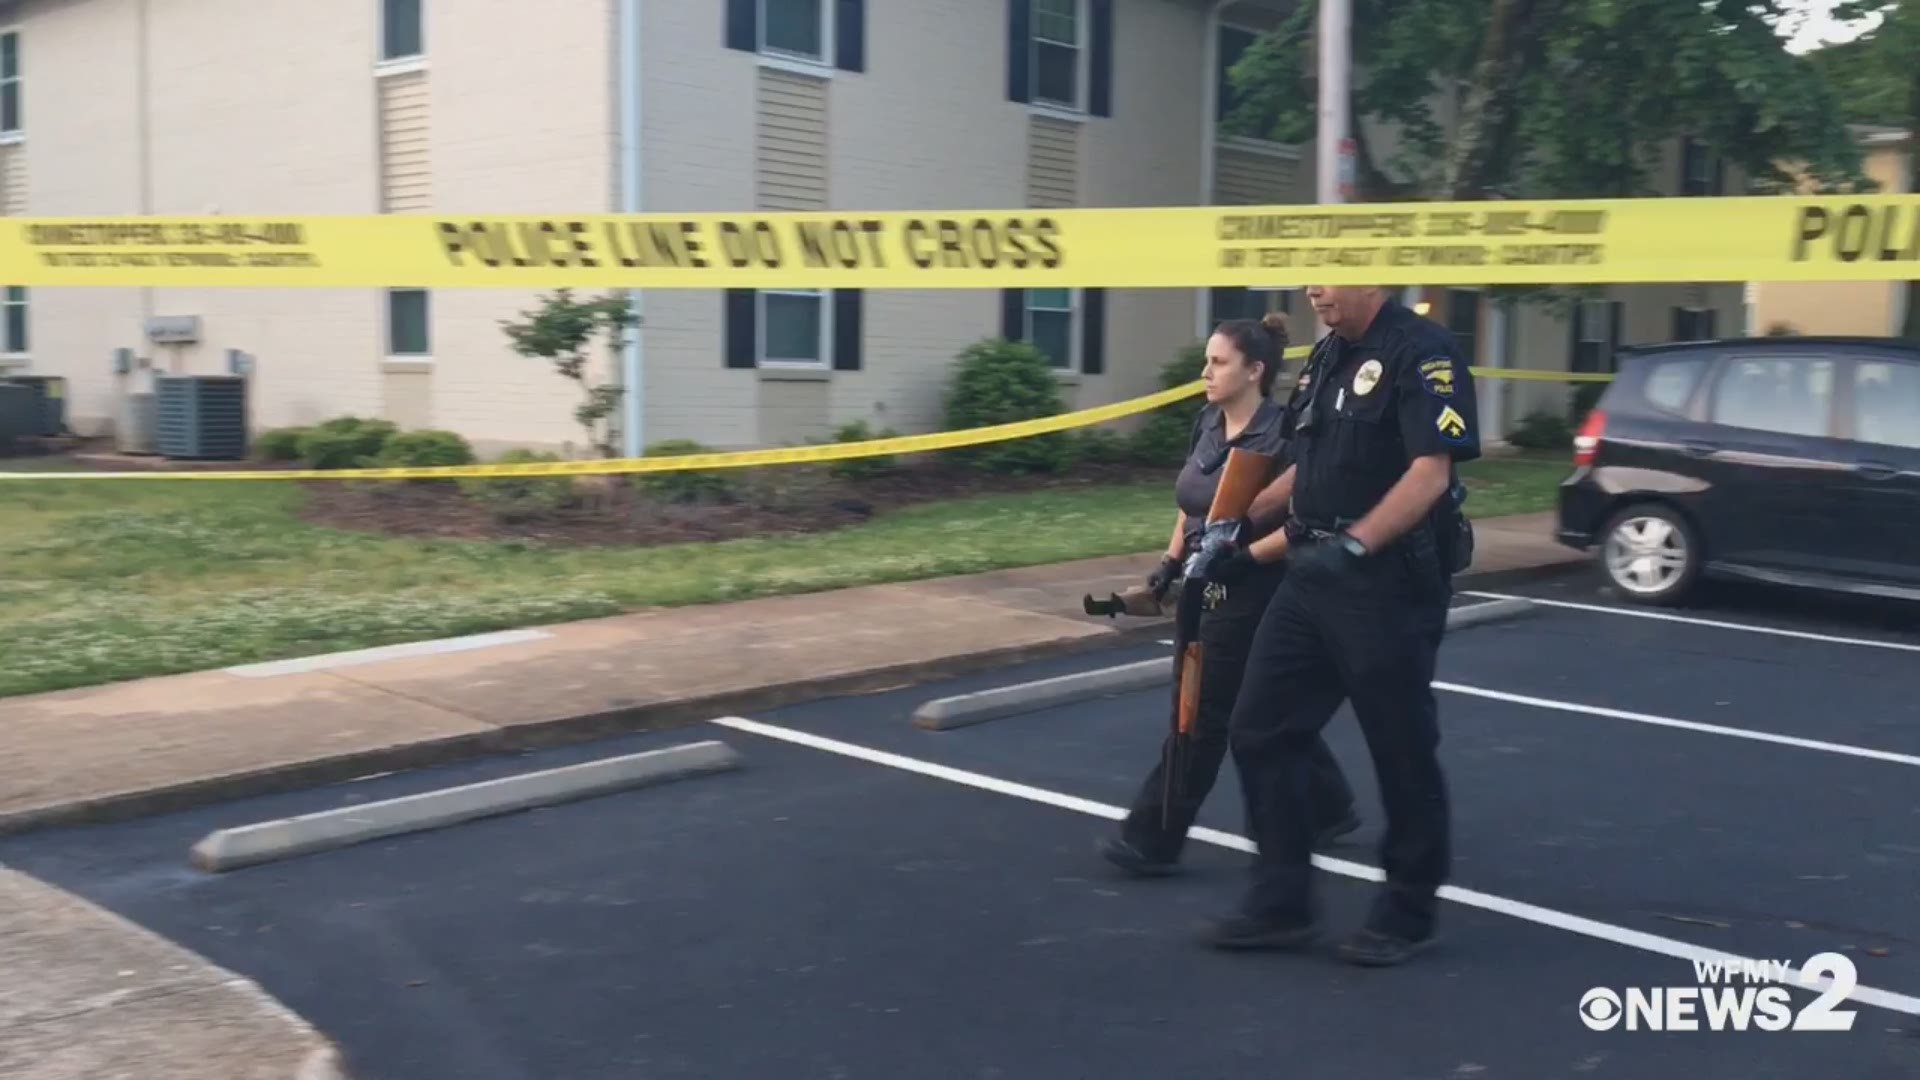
[291,459,1180,547]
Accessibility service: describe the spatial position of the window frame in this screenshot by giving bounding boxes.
[1023,286,1079,371]
[758,0,834,71]
[385,288,431,359]
[378,0,425,72]
[1030,0,1086,113]
[0,28,22,140]
[2,286,27,358]
[756,287,832,370]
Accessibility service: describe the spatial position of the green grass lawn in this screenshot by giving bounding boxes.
[0,451,1569,698]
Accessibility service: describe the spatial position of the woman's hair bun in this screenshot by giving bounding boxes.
[1260,310,1290,345]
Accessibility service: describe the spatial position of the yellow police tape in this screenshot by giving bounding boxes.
[0,351,1607,482]
[8,194,1917,289]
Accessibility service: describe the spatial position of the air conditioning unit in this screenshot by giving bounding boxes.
[1,376,66,436]
[0,383,35,449]
[154,375,248,460]
[118,392,158,454]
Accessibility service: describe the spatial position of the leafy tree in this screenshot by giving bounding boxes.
[1811,1,1920,336]
[1226,0,1870,203]
[500,289,641,459]
[1224,1,1873,315]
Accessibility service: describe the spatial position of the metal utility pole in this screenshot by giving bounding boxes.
[1316,0,1352,206]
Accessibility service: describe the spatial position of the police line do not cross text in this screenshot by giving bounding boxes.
[1579,953,1860,1033]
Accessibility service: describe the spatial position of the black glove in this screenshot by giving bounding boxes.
[1208,546,1260,585]
[1289,531,1370,586]
[1146,553,1182,600]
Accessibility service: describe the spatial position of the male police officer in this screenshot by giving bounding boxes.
[1200,285,1478,967]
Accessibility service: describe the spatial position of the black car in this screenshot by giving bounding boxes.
[1554,335,1920,606]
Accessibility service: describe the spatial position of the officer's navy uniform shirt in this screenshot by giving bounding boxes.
[1176,396,1291,550]
[1282,298,1481,528]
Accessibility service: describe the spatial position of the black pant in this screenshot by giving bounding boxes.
[1121,561,1357,861]
[1227,533,1452,939]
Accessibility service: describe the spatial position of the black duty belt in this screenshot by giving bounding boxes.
[1285,517,1358,543]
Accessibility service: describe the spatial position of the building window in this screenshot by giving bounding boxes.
[1032,0,1082,110]
[1024,288,1076,369]
[1571,298,1622,373]
[1215,23,1283,139]
[382,0,423,63]
[387,288,429,356]
[1,31,20,135]
[1681,137,1720,196]
[3,287,25,354]
[761,0,825,62]
[1672,306,1716,341]
[1209,286,1294,326]
[1445,288,1480,362]
[760,289,827,366]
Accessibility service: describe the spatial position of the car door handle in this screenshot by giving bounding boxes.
[1856,460,1900,480]
[1681,440,1718,458]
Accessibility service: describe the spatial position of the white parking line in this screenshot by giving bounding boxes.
[1434,682,1920,768]
[709,714,1920,1019]
[1461,591,1920,655]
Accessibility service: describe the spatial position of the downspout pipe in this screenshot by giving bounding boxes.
[618,0,646,458]
[1196,0,1231,341]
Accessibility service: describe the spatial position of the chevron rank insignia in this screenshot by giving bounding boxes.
[1419,358,1455,398]
[1435,405,1469,441]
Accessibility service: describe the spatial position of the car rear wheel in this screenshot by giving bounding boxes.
[1599,504,1700,606]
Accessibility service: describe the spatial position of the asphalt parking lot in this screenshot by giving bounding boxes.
[3,569,1918,1079]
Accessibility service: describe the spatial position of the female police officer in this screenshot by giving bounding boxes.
[1098,312,1361,877]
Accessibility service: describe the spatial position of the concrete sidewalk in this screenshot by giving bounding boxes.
[0,511,1578,838]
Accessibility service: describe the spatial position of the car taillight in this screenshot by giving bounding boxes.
[1573,409,1606,467]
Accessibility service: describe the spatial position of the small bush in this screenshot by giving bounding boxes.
[299,416,398,470]
[1069,428,1133,466]
[1508,410,1573,450]
[942,338,1070,475]
[374,429,477,469]
[253,427,309,462]
[457,449,578,521]
[638,439,734,503]
[822,420,901,482]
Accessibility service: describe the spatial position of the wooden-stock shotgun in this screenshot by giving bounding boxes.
[1161,446,1278,828]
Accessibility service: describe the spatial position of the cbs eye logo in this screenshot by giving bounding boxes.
[1579,988,1624,1031]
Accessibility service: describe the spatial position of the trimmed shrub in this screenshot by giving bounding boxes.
[941,338,1071,475]
[637,439,734,503]
[1128,343,1208,467]
[374,429,477,469]
[252,427,309,462]
[298,416,398,470]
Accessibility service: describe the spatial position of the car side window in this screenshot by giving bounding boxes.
[1851,359,1920,450]
[1708,355,1836,438]
[1643,357,1709,415]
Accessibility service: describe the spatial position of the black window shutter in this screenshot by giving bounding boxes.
[833,290,863,370]
[1608,300,1624,372]
[835,0,865,72]
[1209,286,1245,327]
[1081,288,1106,374]
[1001,288,1025,341]
[1569,301,1583,373]
[1007,0,1031,103]
[725,0,757,52]
[725,289,758,368]
[1089,0,1113,117]
[1671,307,1686,342]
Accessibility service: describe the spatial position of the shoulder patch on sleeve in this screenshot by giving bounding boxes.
[1435,403,1470,443]
[1418,356,1458,399]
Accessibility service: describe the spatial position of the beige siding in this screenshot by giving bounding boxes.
[756,68,829,211]
[378,70,431,213]
[0,144,25,215]
[1214,142,1298,205]
[1027,116,1078,207]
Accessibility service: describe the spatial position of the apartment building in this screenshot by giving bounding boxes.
[0,0,1745,456]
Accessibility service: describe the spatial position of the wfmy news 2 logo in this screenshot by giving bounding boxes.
[1579,953,1859,1033]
